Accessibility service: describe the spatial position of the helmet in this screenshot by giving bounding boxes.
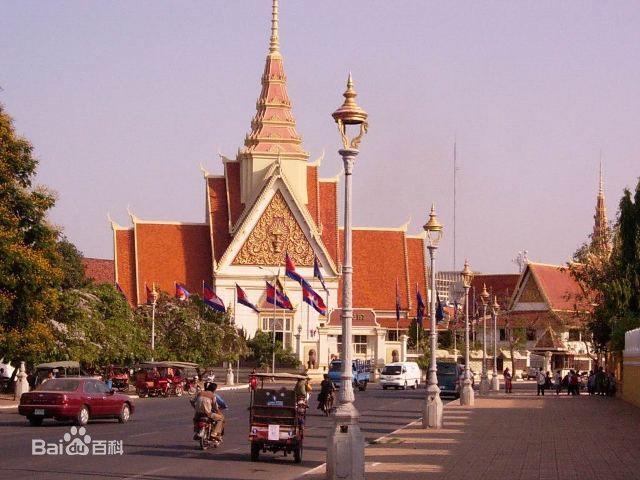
[206,382,217,392]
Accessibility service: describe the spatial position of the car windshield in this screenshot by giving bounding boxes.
[329,362,341,372]
[437,363,459,375]
[382,366,402,375]
[35,379,80,392]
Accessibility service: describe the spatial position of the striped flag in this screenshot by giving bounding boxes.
[175,283,190,301]
[203,282,226,312]
[236,284,259,313]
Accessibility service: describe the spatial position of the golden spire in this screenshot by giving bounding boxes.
[592,161,610,255]
[269,0,279,54]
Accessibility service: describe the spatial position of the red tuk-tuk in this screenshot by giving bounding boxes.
[249,373,307,463]
[107,366,131,392]
[134,361,197,397]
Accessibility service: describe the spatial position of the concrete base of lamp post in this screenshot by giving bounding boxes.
[479,374,490,396]
[491,373,500,391]
[422,384,443,428]
[225,365,235,386]
[327,402,365,480]
[460,379,475,406]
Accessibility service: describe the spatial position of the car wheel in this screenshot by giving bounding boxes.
[76,405,90,426]
[28,416,43,426]
[118,403,131,423]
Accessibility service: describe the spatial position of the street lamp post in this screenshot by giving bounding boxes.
[327,73,368,480]
[150,285,158,361]
[422,204,444,429]
[491,295,500,391]
[479,284,490,395]
[460,259,475,406]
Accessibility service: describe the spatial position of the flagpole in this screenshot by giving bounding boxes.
[273,276,277,375]
[234,286,240,382]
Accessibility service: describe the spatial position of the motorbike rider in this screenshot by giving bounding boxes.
[191,382,225,442]
[317,374,336,411]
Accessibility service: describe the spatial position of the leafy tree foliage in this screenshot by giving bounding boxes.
[56,236,88,289]
[246,330,300,369]
[0,105,62,329]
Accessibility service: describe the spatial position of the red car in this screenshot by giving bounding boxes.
[19,377,135,426]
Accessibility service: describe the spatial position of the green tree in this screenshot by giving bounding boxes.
[0,105,62,329]
[56,236,87,289]
[407,318,427,351]
[246,330,299,370]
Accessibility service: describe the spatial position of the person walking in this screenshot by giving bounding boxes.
[536,368,546,396]
[503,368,513,394]
[554,369,562,395]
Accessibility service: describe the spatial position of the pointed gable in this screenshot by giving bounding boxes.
[533,326,567,351]
[233,190,314,266]
[529,263,585,312]
[207,176,232,264]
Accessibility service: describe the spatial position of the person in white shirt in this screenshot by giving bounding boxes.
[536,368,546,396]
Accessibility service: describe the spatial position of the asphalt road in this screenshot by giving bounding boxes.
[0,384,428,480]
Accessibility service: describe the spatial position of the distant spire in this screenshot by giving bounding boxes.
[269,0,279,54]
[592,161,610,255]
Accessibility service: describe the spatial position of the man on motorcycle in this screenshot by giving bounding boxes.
[317,374,335,411]
[191,382,225,441]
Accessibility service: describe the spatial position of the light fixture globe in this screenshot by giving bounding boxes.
[461,259,474,288]
[492,295,500,314]
[332,73,368,150]
[480,283,489,306]
[423,203,443,248]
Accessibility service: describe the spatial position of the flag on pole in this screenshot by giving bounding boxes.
[436,294,445,323]
[175,283,190,301]
[395,278,401,324]
[416,285,425,327]
[302,282,327,315]
[313,256,328,293]
[266,281,294,310]
[236,284,259,313]
[285,252,306,285]
[203,282,226,312]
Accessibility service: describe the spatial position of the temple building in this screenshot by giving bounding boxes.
[110,0,428,370]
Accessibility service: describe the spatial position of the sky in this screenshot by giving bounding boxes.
[1,1,639,274]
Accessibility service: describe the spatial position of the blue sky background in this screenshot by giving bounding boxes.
[1,1,639,273]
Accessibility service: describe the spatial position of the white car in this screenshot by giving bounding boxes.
[379,362,422,390]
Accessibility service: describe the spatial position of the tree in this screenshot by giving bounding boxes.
[407,318,427,351]
[246,330,299,370]
[503,314,526,376]
[0,105,63,329]
[56,236,88,289]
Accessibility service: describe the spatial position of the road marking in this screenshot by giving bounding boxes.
[122,467,168,480]
[129,431,158,438]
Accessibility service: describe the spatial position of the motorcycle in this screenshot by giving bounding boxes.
[321,392,334,416]
[194,416,222,450]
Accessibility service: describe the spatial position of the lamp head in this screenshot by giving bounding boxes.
[332,73,368,150]
[492,295,500,313]
[480,283,489,306]
[461,259,473,288]
[423,203,443,248]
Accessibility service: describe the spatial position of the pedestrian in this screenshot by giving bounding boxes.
[587,370,595,395]
[607,372,617,397]
[595,366,606,395]
[569,369,579,395]
[545,371,552,390]
[554,369,562,395]
[304,377,312,402]
[503,368,512,393]
[536,368,546,396]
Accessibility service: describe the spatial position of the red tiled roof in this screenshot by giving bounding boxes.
[471,274,520,311]
[225,162,244,227]
[533,326,566,351]
[377,317,414,329]
[528,263,586,312]
[114,229,137,305]
[82,258,114,285]
[327,309,378,327]
[407,237,428,312]
[319,181,338,265]
[208,177,232,263]
[306,165,319,226]
[135,223,212,304]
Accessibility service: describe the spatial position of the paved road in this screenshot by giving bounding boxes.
[0,384,427,480]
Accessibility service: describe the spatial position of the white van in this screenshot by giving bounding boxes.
[379,362,422,390]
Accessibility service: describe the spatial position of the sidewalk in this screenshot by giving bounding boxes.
[302,387,640,480]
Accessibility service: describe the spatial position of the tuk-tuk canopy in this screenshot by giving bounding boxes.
[35,361,81,370]
[252,372,308,381]
[135,361,199,369]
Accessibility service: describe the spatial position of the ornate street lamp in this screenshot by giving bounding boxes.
[479,284,490,395]
[491,295,500,391]
[460,259,475,406]
[422,204,444,428]
[326,74,368,480]
[150,285,159,362]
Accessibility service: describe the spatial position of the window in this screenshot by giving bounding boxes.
[499,329,506,341]
[568,329,581,341]
[387,330,399,342]
[526,327,537,341]
[261,316,292,349]
[337,335,368,355]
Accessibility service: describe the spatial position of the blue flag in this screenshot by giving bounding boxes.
[436,294,444,323]
[416,285,425,327]
[313,256,328,293]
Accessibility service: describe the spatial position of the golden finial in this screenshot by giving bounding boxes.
[332,73,369,150]
[269,0,280,54]
[480,283,489,305]
[599,159,604,196]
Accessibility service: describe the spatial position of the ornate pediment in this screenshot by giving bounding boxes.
[519,276,544,303]
[233,191,314,266]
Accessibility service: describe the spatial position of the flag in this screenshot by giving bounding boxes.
[313,256,328,293]
[395,278,401,324]
[416,286,425,327]
[285,252,306,286]
[266,281,293,310]
[236,284,259,313]
[175,283,190,301]
[302,282,327,316]
[203,282,226,312]
[436,294,445,324]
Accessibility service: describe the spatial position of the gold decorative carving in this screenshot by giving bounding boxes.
[233,191,314,266]
[519,277,544,303]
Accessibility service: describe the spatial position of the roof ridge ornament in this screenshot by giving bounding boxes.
[269,0,279,54]
[332,73,369,150]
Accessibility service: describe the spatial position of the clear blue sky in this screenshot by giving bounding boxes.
[1,1,639,273]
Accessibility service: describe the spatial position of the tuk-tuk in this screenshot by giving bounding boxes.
[134,361,198,397]
[106,366,131,392]
[33,361,93,387]
[249,372,307,463]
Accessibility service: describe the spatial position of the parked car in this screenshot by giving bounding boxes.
[18,378,135,426]
[523,367,540,380]
[379,362,422,390]
[435,362,464,398]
